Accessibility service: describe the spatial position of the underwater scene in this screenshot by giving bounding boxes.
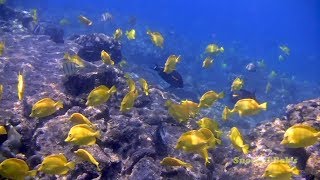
[0,0,320,179]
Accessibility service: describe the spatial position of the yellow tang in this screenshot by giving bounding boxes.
[101,50,114,65]
[0,41,4,56]
[120,90,138,112]
[166,100,190,123]
[74,149,100,171]
[164,55,181,74]
[268,70,277,79]
[0,84,3,101]
[205,44,224,54]
[229,127,249,154]
[180,100,200,118]
[223,99,267,120]
[124,74,136,92]
[125,29,136,40]
[147,30,164,48]
[198,90,224,108]
[119,60,127,68]
[65,124,100,145]
[0,158,37,180]
[279,45,290,56]
[38,153,75,175]
[263,161,299,179]
[139,78,149,96]
[231,77,244,91]
[197,117,223,139]
[69,113,94,127]
[0,125,6,135]
[281,124,320,148]
[59,18,70,26]
[17,72,25,101]
[257,59,266,68]
[30,98,63,118]
[32,9,38,23]
[160,157,192,169]
[202,57,214,68]
[113,28,123,40]
[86,85,117,106]
[64,53,85,67]
[79,15,93,26]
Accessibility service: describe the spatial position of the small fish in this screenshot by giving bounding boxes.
[113,28,123,40]
[153,65,183,88]
[198,90,224,108]
[0,158,37,180]
[263,161,299,179]
[147,30,164,48]
[38,154,75,175]
[79,15,93,26]
[278,54,285,61]
[0,84,3,101]
[64,53,85,67]
[197,117,223,139]
[32,9,38,23]
[120,90,138,112]
[74,149,100,171]
[164,55,181,74]
[69,113,94,127]
[231,77,244,92]
[160,157,193,169]
[62,61,79,76]
[101,50,114,65]
[86,85,117,106]
[202,57,214,68]
[139,78,149,96]
[279,45,290,55]
[281,124,320,148]
[17,72,25,101]
[0,125,7,135]
[59,18,70,26]
[119,60,127,68]
[245,63,256,72]
[0,41,4,56]
[265,82,272,94]
[256,59,266,68]
[65,124,100,145]
[229,127,249,154]
[125,29,136,40]
[101,12,113,22]
[268,70,277,79]
[205,44,224,54]
[30,98,63,118]
[124,74,136,92]
[166,100,190,123]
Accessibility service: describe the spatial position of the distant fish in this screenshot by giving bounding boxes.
[62,61,79,76]
[153,65,183,88]
[245,63,256,72]
[101,12,113,22]
[79,15,93,26]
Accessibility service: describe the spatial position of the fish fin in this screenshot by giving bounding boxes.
[291,167,300,175]
[259,102,267,110]
[314,132,320,138]
[184,163,193,169]
[55,101,63,110]
[66,161,76,170]
[238,110,243,117]
[242,144,249,154]
[218,92,225,99]
[109,85,117,94]
[28,170,37,177]
[95,131,101,139]
[222,106,232,121]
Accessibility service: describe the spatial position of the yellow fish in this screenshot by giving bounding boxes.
[113,28,123,40]
[119,60,127,68]
[147,30,164,48]
[265,82,272,94]
[124,74,136,92]
[164,55,181,74]
[197,117,223,139]
[38,154,75,175]
[86,85,117,106]
[229,127,249,154]
[0,158,37,180]
[176,128,221,165]
[64,53,85,67]
[125,29,136,40]
[205,44,224,54]
[0,125,6,135]
[101,50,114,65]
[166,100,190,123]
[160,157,192,169]
[202,57,214,68]
[69,113,94,127]
[17,72,25,101]
[257,59,266,68]
[120,90,138,112]
[79,15,93,26]
[32,9,38,23]
[0,41,4,56]
[279,45,290,55]
[280,124,320,148]
[268,70,277,79]
[231,77,244,91]
[198,90,224,108]
[223,99,267,120]
[278,54,285,61]
[263,161,299,179]
[0,84,3,101]
[65,124,100,145]
[74,149,100,171]
[180,100,200,118]
[30,98,63,118]
[139,78,149,96]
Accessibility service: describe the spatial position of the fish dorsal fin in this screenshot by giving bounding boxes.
[55,153,68,162]
[291,124,318,133]
[95,85,109,91]
[37,98,54,104]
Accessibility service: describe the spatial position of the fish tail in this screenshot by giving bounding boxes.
[291,167,300,175]
[218,92,225,99]
[96,164,101,171]
[67,161,76,170]
[215,137,222,145]
[222,106,232,121]
[242,144,249,154]
[28,170,37,177]
[183,162,193,169]
[55,101,63,109]
[259,102,267,110]
[220,47,224,53]
[95,131,101,139]
[315,132,320,138]
[63,53,70,60]
[109,85,117,94]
